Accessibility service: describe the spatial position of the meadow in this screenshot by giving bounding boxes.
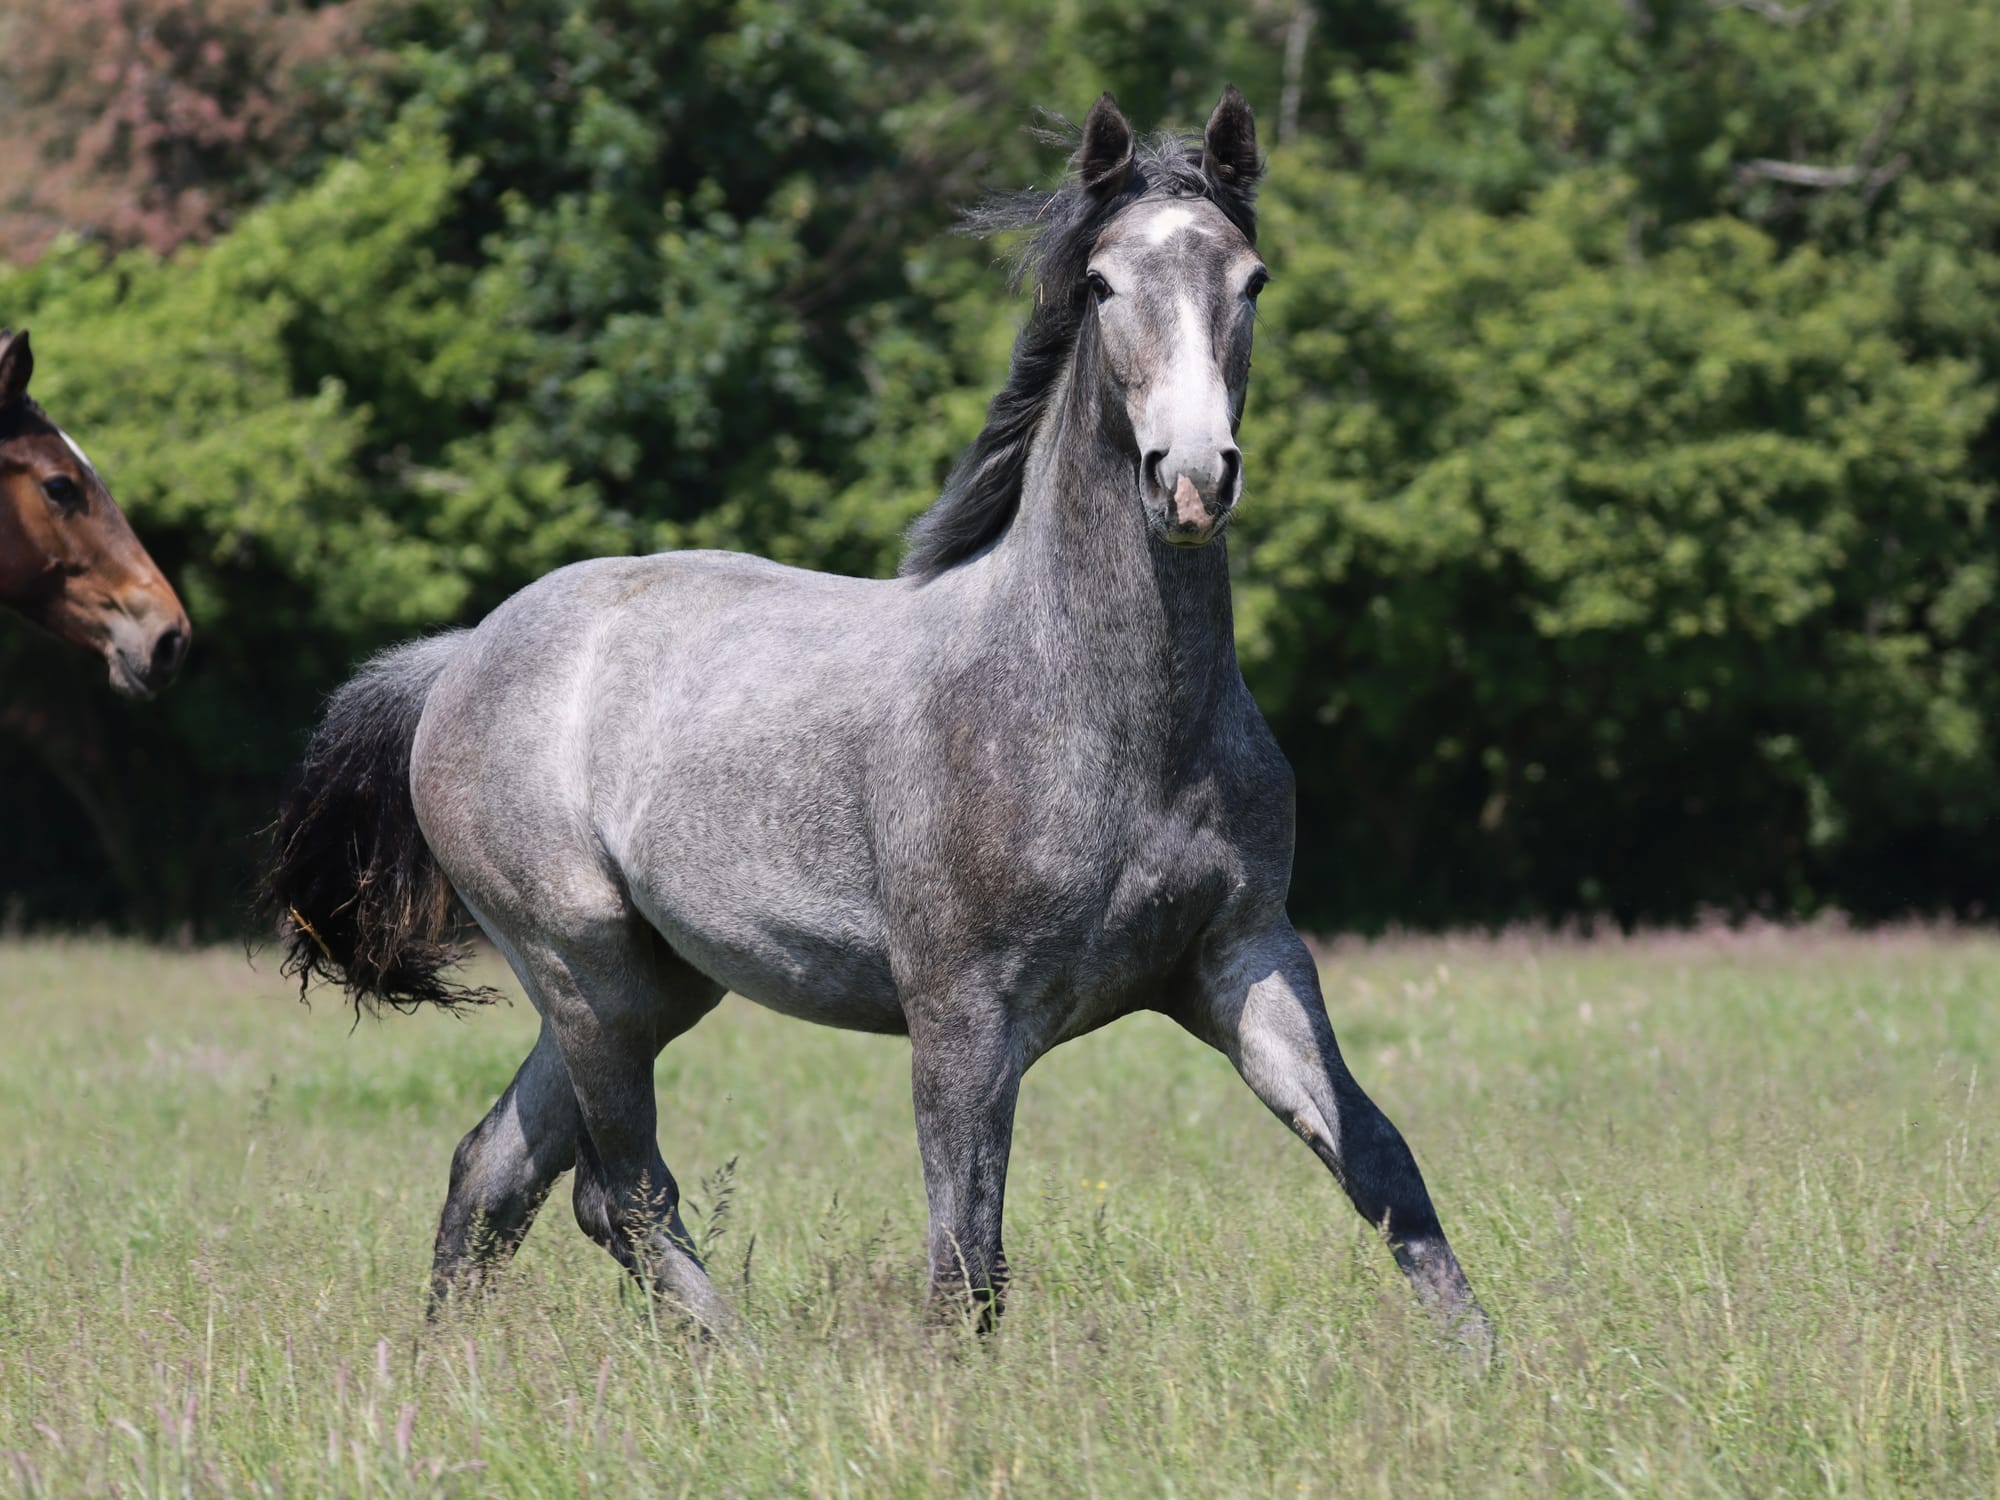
[0,929,1992,1496]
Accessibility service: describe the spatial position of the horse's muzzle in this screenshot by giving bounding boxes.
[108,613,191,698]
[1163,473,1229,545]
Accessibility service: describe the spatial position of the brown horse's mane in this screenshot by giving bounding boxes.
[0,395,58,445]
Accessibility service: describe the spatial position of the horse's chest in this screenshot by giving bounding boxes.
[994,813,1241,1045]
[996,788,1244,962]
[897,704,1271,1010]
[1098,815,1242,958]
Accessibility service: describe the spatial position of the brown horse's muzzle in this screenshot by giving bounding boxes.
[106,590,191,698]
[47,573,191,699]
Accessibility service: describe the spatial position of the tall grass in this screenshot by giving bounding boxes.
[0,931,1993,1495]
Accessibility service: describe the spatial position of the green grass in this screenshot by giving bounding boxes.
[0,930,1994,1496]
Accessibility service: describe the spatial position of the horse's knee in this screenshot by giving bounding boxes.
[449,1116,540,1217]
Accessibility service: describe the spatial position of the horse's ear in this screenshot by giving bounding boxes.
[1202,85,1263,204]
[1077,92,1135,197]
[0,329,30,407]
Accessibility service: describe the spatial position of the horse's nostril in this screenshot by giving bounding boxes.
[151,626,188,679]
[1142,451,1167,494]
[1218,448,1241,507]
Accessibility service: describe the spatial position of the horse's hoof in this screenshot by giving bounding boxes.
[1444,1302,1499,1371]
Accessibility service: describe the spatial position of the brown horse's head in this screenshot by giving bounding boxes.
[0,329,189,697]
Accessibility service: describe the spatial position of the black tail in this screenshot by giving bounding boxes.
[259,631,494,1013]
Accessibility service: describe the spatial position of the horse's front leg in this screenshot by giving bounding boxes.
[1177,921,1491,1350]
[908,1004,1022,1329]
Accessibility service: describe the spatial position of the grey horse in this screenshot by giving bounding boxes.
[264,88,1487,1344]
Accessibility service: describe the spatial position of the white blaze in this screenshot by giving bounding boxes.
[57,427,96,475]
[1155,295,1226,451]
[1144,205,1202,245]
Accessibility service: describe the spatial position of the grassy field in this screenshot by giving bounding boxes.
[0,930,1993,1497]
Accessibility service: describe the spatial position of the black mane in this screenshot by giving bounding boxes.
[0,396,51,442]
[899,126,1258,580]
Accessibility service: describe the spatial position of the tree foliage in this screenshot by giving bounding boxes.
[5,0,2000,933]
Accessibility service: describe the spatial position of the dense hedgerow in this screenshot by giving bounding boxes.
[6,0,2000,932]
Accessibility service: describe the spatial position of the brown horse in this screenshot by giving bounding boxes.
[0,328,188,696]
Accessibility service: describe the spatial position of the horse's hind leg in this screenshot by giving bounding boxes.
[426,899,722,1319]
[502,916,731,1330]
[563,958,724,1296]
[429,1020,581,1309]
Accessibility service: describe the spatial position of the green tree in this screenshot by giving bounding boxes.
[1,0,938,929]
[9,0,2000,934]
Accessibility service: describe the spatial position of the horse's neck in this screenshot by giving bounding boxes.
[983,373,1241,747]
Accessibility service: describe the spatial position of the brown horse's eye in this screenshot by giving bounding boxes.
[42,476,81,511]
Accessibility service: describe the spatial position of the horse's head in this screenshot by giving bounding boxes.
[0,329,190,697]
[1078,88,1266,548]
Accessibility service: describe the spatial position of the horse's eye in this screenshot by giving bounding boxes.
[1085,270,1113,305]
[41,476,81,511]
[1246,269,1271,301]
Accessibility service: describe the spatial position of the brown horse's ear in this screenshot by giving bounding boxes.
[1077,93,1135,197]
[0,329,31,407]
